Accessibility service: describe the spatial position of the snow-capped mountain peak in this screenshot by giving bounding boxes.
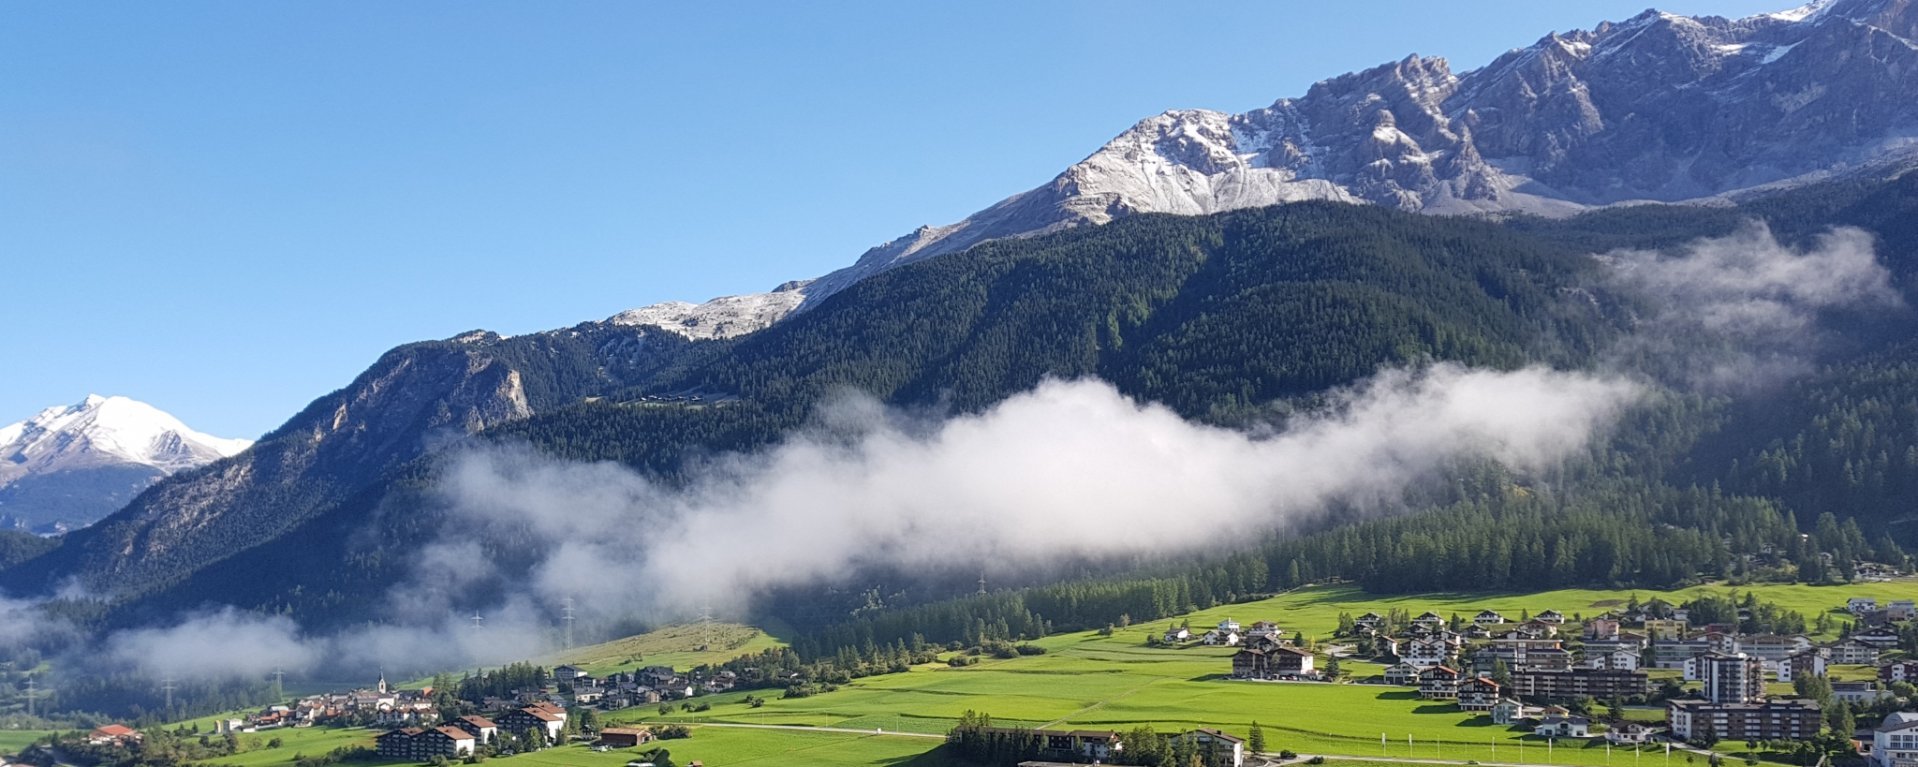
[603,0,1918,339]
[0,395,252,480]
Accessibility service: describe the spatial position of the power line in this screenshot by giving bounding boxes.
[561,597,577,650]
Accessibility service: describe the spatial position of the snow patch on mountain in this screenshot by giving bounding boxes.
[0,395,252,484]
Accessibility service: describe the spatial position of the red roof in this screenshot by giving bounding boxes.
[91,724,139,739]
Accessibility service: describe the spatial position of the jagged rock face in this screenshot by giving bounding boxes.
[785,0,1918,312]
[16,341,537,592]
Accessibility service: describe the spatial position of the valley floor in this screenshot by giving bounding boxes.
[137,579,1918,767]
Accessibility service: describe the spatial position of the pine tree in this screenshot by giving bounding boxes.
[1248,722,1266,755]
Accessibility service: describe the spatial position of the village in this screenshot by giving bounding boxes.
[1160,593,1918,763]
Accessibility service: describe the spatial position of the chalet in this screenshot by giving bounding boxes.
[1830,639,1880,666]
[1404,637,1451,667]
[1245,621,1283,641]
[1642,619,1689,641]
[1231,645,1313,679]
[496,704,567,743]
[599,727,654,748]
[1778,651,1827,683]
[1534,716,1590,738]
[87,725,141,747]
[376,726,475,761]
[554,664,590,683]
[638,665,680,688]
[1201,629,1242,647]
[1354,612,1385,631]
[1536,610,1566,625]
[1412,611,1445,629]
[1585,649,1640,672]
[453,715,498,744]
[1473,636,1564,672]
[1850,597,1880,616]
[1464,624,1493,640]
[1473,610,1506,626]
[1513,620,1559,639]
[1457,676,1502,711]
[1881,660,1918,684]
[1216,619,1241,633]
[1853,625,1903,649]
[1418,666,1460,700]
[1490,697,1537,725]
[1702,631,1738,656]
[1606,722,1655,745]
[1383,662,1420,686]
[1891,600,1918,621]
[1586,619,1621,640]
[1375,635,1400,658]
[1163,626,1192,643]
[1184,729,1247,767]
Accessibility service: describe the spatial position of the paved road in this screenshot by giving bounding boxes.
[629,720,946,740]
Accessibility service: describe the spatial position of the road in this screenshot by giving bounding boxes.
[629,720,946,740]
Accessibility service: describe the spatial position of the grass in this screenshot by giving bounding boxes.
[551,620,792,677]
[589,580,1918,767]
[0,729,52,755]
[151,579,1918,766]
[507,727,962,767]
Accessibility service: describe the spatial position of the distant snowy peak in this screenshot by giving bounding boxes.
[0,395,252,482]
[609,281,809,340]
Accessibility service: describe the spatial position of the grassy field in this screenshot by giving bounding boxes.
[585,580,1918,767]
[159,579,1918,766]
[552,620,792,677]
[0,729,52,755]
[510,727,960,767]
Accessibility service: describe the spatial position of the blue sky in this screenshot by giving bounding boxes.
[3,1,1789,437]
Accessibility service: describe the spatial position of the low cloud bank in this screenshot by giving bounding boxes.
[434,365,1640,619]
[1604,223,1901,387]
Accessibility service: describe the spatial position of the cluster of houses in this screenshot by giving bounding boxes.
[374,703,572,760]
[1210,596,1918,745]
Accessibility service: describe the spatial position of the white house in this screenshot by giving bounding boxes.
[1245,621,1282,641]
[1185,729,1246,767]
[1383,662,1421,686]
[1535,716,1591,738]
[1876,711,1918,767]
[1607,722,1654,745]
[1163,627,1192,643]
[1850,597,1880,616]
[1202,629,1242,647]
[1831,639,1882,665]
[1404,637,1451,667]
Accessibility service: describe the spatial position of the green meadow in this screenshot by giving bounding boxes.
[0,729,51,755]
[595,580,1918,766]
[162,579,1918,766]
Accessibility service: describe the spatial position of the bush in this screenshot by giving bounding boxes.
[1014,644,1047,656]
[1308,757,1325,764]
[655,724,692,740]
[1280,750,1298,759]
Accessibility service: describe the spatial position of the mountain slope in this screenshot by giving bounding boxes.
[0,396,251,533]
[607,0,1918,327]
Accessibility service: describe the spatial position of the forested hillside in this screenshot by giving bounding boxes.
[13,172,1918,641]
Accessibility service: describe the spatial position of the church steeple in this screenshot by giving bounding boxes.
[377,667,388,695]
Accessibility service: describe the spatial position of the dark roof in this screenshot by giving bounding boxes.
[1190,728,1245,744]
